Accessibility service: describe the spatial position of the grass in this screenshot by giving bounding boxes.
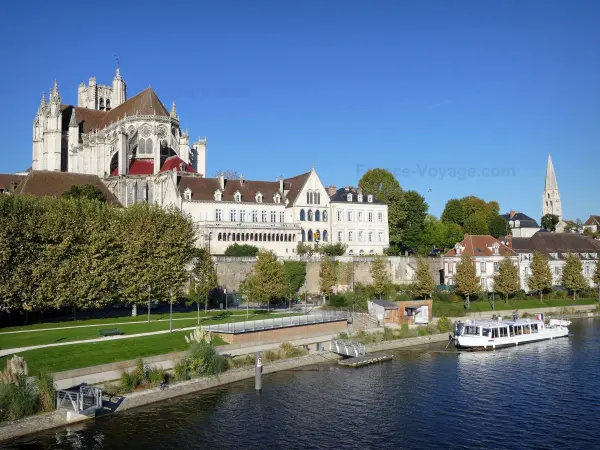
[432,297,598,318]
[0,332,227,376]
[0,313,300,350]
[229,342,308,368]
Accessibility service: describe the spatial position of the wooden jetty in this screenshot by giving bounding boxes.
[338,354,393,367]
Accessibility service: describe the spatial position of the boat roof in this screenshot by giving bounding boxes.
[463,318,543,327]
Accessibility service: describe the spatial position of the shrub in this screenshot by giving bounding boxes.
[264,350,279,362]
[280,342,307,358]
[187,341,229,376]
[514,290,527,300]
[224,243,259,256]
[35,372,55,412]
[437,317,452,333]
[383,327,394,341]
[0,376,39,422]
[394,293,412,302]
[554,290,568,299]
[120,371,141,392]
[173,360,190,381]
[147,369,168,385]
[337,332,349,340]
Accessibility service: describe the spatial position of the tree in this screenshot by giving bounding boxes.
[283,261,307,296]
[358,169,406,245]
[239,250,287,305]
[213,170,240,179]
[413,257,435,299]
[370,256,391,298]
[418,216,464,255]
[593,260,600,301]
[317,243,347,256]
[489,215,511,239]
[61,184,107,203]
[441,199,466,226]
[189,251,218,322]
[463,212,489,235]
[400,190,428,250]
[454,252,479,305]
[493,257,520,303]
[319,258,337,303]
[541,214,559,232]
[224,243,259,256]
[561,253,587,299]
[296,242,316,257]
[528,251,552,301]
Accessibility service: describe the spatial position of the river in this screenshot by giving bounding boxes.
[6,317,600,449]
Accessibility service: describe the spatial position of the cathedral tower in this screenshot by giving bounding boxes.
[111,67,126,108]
[542,154,562,220]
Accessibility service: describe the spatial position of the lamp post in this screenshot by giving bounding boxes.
[147,285,151,323]
[224,288,228,310]
[169,288,174,333]
[205,232,212,254]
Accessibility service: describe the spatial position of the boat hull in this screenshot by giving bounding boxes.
[455,329,569,351]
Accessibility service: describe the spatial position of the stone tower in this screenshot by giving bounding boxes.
[542,154,562,220]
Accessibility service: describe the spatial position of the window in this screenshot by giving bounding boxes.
[481,278,487,289]
[493,262,499,273]
[448,263,454,274]
[316,192,320,204]
[347,193,353,202]
[323,230,328,242]
[554,266,560,275]
[368,212,373,223]
[348,231,354,242]
[215,209,222,221]
[358,231,364,242]
[274,194,280,203]
[256,192,263,203]
[378,232,383,242]
[338,231,343,242]
[348,211,353,221]
[261,211,267,222]
[367,195,373,203]
[252,210,258,222]
[280,212,284,223]
[357,194,363,202]
[270,211,276,222]
[480,262,486,274]
[337,210,343,221]
[315,210,321,221]
[240,210,246,222]
[183,188,192,200]
[300,209,305,221]
[358,211,363,222]
[323,211,328,222]
[301,230,306,242]
[214,190,222,201]
[138,138,153,155]
[308,210,313,221]
[378,212,383,222]
[234,191,241,202]
[515,220,520,227]
[307,229,313,242]
[230,209,237,222]
[368,232,373,242]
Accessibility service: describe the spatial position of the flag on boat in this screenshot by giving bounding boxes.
[536,313,544,321]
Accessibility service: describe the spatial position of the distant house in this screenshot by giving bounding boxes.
[501,211,541,238]
[0,174,25,194]
[367,300,399,326]
[442,234,518,292]
[583,216,600,234]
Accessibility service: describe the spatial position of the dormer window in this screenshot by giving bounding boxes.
[455,244,463,256]
[367,195,373,203]
[274,193,281,203]
[214,190,222,201]
[183,188,192,201]
[256,192,263,203]
[357,194,363,202]
[509,221,514,227]
[347,193,353,202]
[492,243,499,255]
[234,191,241,202]
[515,220,520,228]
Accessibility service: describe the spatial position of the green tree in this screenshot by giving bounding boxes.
[454,252,480,305]
[489,215,511,239]
[493,257,520,303]
[561,253,587,299]
[239,250,287,305]
[463,212,489,235]
[61,184,108,203]
[419,216,465,254]
[319,258,337,303]
[283,261,307,295]
[296,242,316,257]
[441,199,466,226]
[400,190,428,250]
[317,243,347,256]
[541,214,559,232]
[593,261,600,301]
[413,257,435,299]
[358,169,406,245]
[224,243,259,256]
[527,251,553,301]
[370,256,391,298]
[189,250,218,322]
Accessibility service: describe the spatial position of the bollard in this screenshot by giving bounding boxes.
[255,351,262,391]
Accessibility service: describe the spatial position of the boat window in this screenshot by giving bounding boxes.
[509,325,514,337]
[463,326,480,336]
[482,328,490,337]
[515,325,522,335]
[499,327,508,338]
[531,324,539,334]
[492,328,499,338]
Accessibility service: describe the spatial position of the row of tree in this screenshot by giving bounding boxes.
[0,195,196,313]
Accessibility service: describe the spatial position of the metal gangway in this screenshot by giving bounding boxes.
[56,384,103,415]
[330,339,367,357]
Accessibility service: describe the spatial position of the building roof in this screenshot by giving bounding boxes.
[60,87,170,133]
[444,234,517,257]
[159,156,196,174]
[0,174,25,192]
[511,233,600,255]
[330,187,385,204]
[178,176,284,204]
[14,171,121,205]
[370,299,398,309]
[584,215,600,226]
[110,156,196,176]
[501,211,540,228]
[282,171,310,205]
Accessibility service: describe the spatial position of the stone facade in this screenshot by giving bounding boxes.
[542,154,562,220]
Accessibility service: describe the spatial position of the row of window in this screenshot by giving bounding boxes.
[306,190,321,205]
[299,209,327,222]
[212,191,278,204]
[345,193,373,203]
[215,209,285,223]
[447,261,504,275]
[336,230,385,243]
[217,232,294,243]
[301,229,328,242]
[336,210,384,223]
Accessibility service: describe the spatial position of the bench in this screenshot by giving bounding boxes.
[99,328,123,337]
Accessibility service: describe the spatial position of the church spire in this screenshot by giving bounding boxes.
[69,108,77,127]
[170,101,178,119]
[542,153,562,221]
[38,92,46,115]
[544,154,558,191]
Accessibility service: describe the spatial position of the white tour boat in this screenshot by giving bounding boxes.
[453,313,571,350]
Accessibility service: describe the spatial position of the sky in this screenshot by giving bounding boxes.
[1,0,599,221]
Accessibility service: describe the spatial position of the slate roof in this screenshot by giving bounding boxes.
[511,233,600,255]
[0,174,25,192]
[282,171,310,205]
[444,234,517,257]
[330,187,385,204]
[14,171,121,205]
[501,212,540,228]
[178,176,284,204]
[370,299,398,309]
[584,215,600,226]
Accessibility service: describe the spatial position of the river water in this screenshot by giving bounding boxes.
[7,318,600,450]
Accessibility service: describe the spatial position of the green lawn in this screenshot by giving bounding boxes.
[433,297,599,317]
[0,309,268,333]
[0,313,299,350]
[0,332,227,376]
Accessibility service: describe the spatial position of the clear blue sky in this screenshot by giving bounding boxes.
[1,0,599,221]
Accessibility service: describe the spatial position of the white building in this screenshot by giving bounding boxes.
[501,211,541,238]
[583,215,600,234]
[328,187,389,256]
[442,234,519,292]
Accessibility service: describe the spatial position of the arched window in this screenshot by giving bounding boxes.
[300,209,306,221]
[323,211,328,222]
[139,138,153,155]
[316,192,320,204]
[306,191,311,204]
[359,249,364,256]
[315,210,321,221]
[307,229,313,242]
[323,230,328,242]
[106,99,111,110]
[349,250,354,256]
[99,98,105,111]
[308,210,313,221]
[259,234,262,242]
[301,230,306,242]
[218,233,222,241]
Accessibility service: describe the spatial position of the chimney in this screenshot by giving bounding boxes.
[240,174,244,186]
[327,185,337,196]
[344,186,350,192]
[509,210,516,219]
[218,174,225,190]
[279,177,283,193]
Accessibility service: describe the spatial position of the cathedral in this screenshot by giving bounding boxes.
[31,68,207,206]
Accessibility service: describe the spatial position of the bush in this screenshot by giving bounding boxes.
[35,372,55,412]
[186,341,229,376]
[280,342,307,358]
[264,350,279,362]
[0,376,39,422]
[224,243,259,257]
[437,317,452,333]
[383,327,394,341]
[337,332,349,340]
[173,360,190,381]
[394,293,412,302]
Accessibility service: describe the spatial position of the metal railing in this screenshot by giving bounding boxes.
[56,385,103,414]
[330,339,367,357]
[204,310,351,334]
